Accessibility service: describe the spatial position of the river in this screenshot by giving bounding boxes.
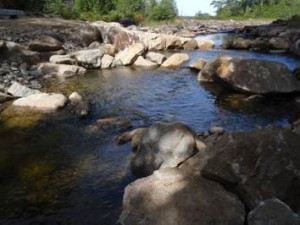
[0,33,299,225]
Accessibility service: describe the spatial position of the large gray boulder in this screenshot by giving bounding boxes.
[217,58,300,94]
[248,198,300,225]
[38,63,86,78]
[120,168,245,225]
[146,52,166,65]
[69,48,105,69]
[115,122,206,177]
[28,36,63,52]
[139,32,166,51]
[181,126,300,211]
[13,93,67,112]
[72,25,102,47]
[161,53,190,69]
[7,81,41,98]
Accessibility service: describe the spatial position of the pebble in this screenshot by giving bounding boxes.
[209,126,225,135]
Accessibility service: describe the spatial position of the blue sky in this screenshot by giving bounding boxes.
[176,0,216,16]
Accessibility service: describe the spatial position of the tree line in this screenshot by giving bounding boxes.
[0,0,178,22]
[210,0,300,18]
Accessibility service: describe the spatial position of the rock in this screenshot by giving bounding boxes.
[161,53,190,69]
[69,92,90,117]
[139,33,166,51]
[182,126,300,211]
[177,30,196,38]
[209,126,225,135]
[119,17,137,27]
[101,54,114,69]
[72,25,102,47]
[49,55,75,65]
[7,81,41,97]
[120,168,245,225]
[103,44,116,56]
[232,38,252,50]
[115,43,145,66]
[217,58,300,94]
[39,49,66,62]
[69,48,105,69]
[115,122,205,177]
[269,37,290,50]
[189,59,206,72]
[0,92,14,103]
[183,39,198,50]
[250,38,271,51]
[198,40,215,50]
[38,63,86,78]
[248,199,300,225]
[28,35,63,52]
[165,35,183,49]
[13,93,67,112]
[133,56,158,68]
[96,117,132,131]
[198,56,232,82]
[145,52,166,65]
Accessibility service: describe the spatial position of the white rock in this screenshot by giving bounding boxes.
[101,54,114,69]
[133,56,158,68]
[161,53,190,69]
[38,63,86,78]
[7,81,41,97]
[146,52,167,65]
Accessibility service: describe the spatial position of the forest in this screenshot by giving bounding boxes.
[211,0,300,18]
[0,0,178,21]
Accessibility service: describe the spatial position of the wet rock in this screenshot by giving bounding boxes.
[96,117,131,131]
[120,168,245,225]
[69,48,105,69]
[7,81,41,97]
[13,93,67,112]
[250,38,271,51]
[209,126,225,135]
[248,198,300,225]
[101,54,114,69]
[28,35,63,52]
[188,59,206,72]
[114,43,145,66]
[269,37,290,50]
[49,55,75,65]
[198,56,232,82]
[69,92,90,117]
[198,39,215,50]
[161,53,190,69]
[183,39,198,50]
[115,122,205,177]
[145,52,166,65]
[133,56,158,68]
[37,63,86,78]
[217,58,300,94]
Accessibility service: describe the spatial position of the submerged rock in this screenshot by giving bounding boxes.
[115,122,205,177]
[120,168,245,225]
[69,92,90,118]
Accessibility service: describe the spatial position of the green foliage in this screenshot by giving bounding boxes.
[195,11,212,19]
[44,0,79,19]
[211,0,300,19]
[149,0,178,21]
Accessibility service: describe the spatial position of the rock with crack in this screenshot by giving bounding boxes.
[248,198,300,225]
[115,122,206,177]
[120,168,245,225]
[114,43,146,66]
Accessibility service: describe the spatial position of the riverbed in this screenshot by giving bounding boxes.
[0,33,300,225]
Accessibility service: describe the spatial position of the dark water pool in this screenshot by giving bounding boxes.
[1,34,300,225]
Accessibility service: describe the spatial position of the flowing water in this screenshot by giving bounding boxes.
[0,33,300,225]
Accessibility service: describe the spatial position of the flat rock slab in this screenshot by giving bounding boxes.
[7,81,41,98]
[13,93,67,112]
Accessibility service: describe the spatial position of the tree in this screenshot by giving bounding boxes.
[150,0,178,21]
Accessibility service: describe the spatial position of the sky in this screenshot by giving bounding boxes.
[176,0,216,16]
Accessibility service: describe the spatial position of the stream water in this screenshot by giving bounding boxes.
[0,33,300,225]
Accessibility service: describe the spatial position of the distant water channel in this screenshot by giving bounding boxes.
[0,33,300,225]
